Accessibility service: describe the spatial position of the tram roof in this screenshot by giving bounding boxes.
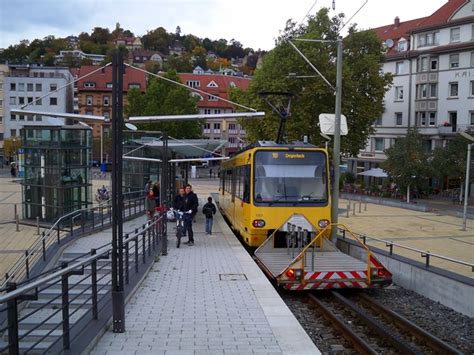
[232,140,318,156]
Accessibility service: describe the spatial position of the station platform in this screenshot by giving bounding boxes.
[90,185,319,354]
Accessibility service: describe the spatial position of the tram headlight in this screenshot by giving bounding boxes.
[286,268,303,281]
[318,219,330,228]
[252,219,266,228]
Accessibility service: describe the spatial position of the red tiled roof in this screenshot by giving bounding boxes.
[416,0,468,29]
[178,73,251,109]
[371,0,469,56]
[73,66,147,92]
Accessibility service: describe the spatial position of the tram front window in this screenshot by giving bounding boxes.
[254,150,328,205]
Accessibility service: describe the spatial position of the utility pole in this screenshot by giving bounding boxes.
[111,50,125,332]
[331,38,343,242]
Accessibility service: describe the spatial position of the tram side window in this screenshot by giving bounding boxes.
[220,171,225,194]
[236,167,242,200]
[242,165,250,203]
[225,169,232,193]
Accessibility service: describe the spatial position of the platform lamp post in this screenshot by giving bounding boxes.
[459,131,473,231]
[111,50,125,332]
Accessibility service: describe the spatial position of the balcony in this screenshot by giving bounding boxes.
[438,124,472,136]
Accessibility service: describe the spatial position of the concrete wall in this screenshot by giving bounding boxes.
[337,238,474,317]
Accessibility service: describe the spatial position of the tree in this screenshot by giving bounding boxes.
[381,129,431,203]
[142,27,173,54]
[230,9,392,156]
[430,131,474,192]
[125,72,201,139]
[165,53,193,73]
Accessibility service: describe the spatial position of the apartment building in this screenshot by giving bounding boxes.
[72,65,147,139]
[3,65,74,139]
[178,72,251,155]
[349,0,474,175]
[0,64,8,164]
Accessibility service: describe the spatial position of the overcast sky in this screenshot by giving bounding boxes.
[0,0,448,50]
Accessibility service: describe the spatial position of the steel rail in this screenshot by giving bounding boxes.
[331,291,424,354]
[307,293,376,354]
[358,294,462,355]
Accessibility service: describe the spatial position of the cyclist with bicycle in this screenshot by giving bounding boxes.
[182,184,198,246]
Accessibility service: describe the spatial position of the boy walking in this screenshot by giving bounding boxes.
[202,196,217,235]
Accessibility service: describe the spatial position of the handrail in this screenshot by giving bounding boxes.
[0,215,162,304]
[277,223,378,284]
[2,193,145,288]
[339,228,474,271]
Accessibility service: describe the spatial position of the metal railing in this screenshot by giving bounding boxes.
[0,213,166,354]
[2,192,146,289]
[338,228,474,272]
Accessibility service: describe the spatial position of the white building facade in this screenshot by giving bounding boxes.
[349,0,474,175]
[3,65,74,138]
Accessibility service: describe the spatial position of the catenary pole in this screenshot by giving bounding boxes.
[111,50,125,332]
[331,38,343,242]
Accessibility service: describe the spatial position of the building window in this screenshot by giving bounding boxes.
[36,115,42,121]
[204,109,211,114]
[19,97,25,105]
[395,61,404,74]
[429,83,437,98]
[471,52,474,67]
[9,97,16,105]
[420,112,427,126]
[104,111,110,120]
[374,138,384,152]
[106,82,113,88]
[27,97,33,103]
[186,80,200,88]
[50,97,58,105]
[103,96,109,106]
[470,111,474,126]
[397,40,407,52]
[470,80,474,96]
[213,123,221,130]
[418,31,439,47]
[395,112,403,126]
[374,117,382,125]
[395,86,403,101]
[10,114,16,121]
[84,82,96,88]
[450,27,460,43]
[10,83,16,91]
[229,123,236,130]
[86,96,93,106]
[35,83,42,91]
[430,57,438,70]
[18,115,24,121]
[10,129,17,137]
[203,123,210,129]
[36,98,42,105]
[18,83,24,91]
[449,54,459,69]
[429,112,436,126]
[214,109,221,114]
[417,84,427,99]
[0,116,2,123]
[27,114,34,121]
[417,56,428,72]
[449,82,458,97]
[27,83,33,92]
[208,95,219,101]
[128,83,140,89]
[50,84,57,91]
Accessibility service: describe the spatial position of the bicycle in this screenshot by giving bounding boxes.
[173,209,192,248]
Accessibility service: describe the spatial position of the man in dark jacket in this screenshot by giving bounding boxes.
[183,184,198,245]
[202,196,216,234]
[173,187,186,211]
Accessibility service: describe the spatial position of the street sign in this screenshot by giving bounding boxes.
[318,113,348,135]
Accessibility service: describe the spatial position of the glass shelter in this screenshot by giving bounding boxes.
[21,125,92,222]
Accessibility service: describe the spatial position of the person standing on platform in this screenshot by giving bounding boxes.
[145,190,155,220]
[209,168,213,179]
[152,181,160,208]
[183,184,198,245]
[202,196,216,235]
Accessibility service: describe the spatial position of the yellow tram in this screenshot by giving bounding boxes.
[219,141,332,248]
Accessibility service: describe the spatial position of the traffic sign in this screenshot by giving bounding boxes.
[318,113,348,135]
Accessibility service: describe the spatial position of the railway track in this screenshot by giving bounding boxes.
[307,291,462,354]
